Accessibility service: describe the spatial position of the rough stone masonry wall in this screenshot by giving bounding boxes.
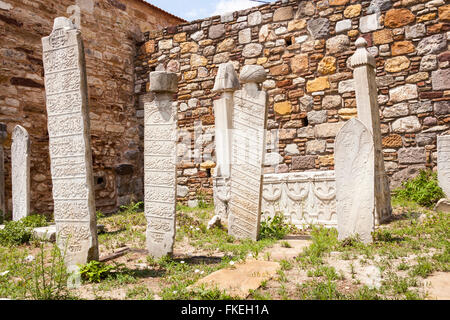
[135,0,450,205]
[0,0,184,216]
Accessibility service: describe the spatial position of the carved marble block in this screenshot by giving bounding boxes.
[350,37,392,224]
[11,125,31,221]
[437,135,450,198]
[145,71,178,258]
[229,65,268,240]
[262,171,337,229]
[335,118,375,244]
[212,63,240,223]
[0,123,6,222]
[42,17,98,267]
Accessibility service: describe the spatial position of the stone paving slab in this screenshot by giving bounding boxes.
[424,272,450,300]
[260,239,312,261]
[192,260,280,298]
[190,237,312,298]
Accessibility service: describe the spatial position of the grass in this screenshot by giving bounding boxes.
[0,194,448,300]
[251,200,449,300]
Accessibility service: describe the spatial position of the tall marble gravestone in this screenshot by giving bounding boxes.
[437,135,450,198]
[145,71,178,258]
[0,123,7,223]
[42,17,98,267]
[350,38,392,225]
[11,125,30,221]
[335,118,375,243]
[212,63,240,223]
[228,65,268,241]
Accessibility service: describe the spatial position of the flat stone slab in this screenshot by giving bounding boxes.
[32,224,106,242]
[32,225,56,242]
[191,260,280,298]
[261,239,312,261]
[425,272,450,300]
[190,237,311,298]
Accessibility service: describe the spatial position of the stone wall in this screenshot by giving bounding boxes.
[0,0,184,215]
[135,0,450,204]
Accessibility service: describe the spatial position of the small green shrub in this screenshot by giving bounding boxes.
[393,170,445,208]
[0,215,48,246]
[78,261,116,283]
[0,221,31,246]
[259,213,291,240]
[21,214,48,229]
[196,191,212,209]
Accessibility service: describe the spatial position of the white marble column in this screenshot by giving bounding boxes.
[42,17,98,267]
[0,123,7,223]
[212,63,240,223]
[11,125,30,221]
[350,38,392,225]
[145,71,178,258]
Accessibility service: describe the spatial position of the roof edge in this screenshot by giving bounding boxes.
[133,0,187,23]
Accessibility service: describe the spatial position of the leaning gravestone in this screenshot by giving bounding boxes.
[335,118,375,243]
[437,135,450,199]
[11,125,30,221]
[228,65,268,241]
[212,63,240,223]
[42,17,98,267]
[145,71,178,258]
[350,37,392,225]
[0,123,7,222]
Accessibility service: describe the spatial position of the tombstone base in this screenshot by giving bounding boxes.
[435,199,450,213]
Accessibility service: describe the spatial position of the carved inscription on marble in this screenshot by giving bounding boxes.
[335,118,375,244]
[229,81,268,241]
[262,171,337,228]
[0,123,7,221]
[145,72,178,258]
[437,135,450,198]
[42,17,98,267]
[11,125,30,221]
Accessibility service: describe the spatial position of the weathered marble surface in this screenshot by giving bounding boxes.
[229,65,268,240]
[11,125,30,221]
[42,17,98,267]
[350,37,392,225]
[145,71,178,258]
[437,135,450,198]
[212,63,240,223]
[335,118,375,243]
[262,171,337,228]
[0,123,7,222]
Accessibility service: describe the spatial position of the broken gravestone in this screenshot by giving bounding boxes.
[335,118,375,244]
[228,65,268,241]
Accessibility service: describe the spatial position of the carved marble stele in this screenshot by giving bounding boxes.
[0,123,7,222]
[262,171,337,229]
[42,17,98,267]
[350,37,392,225]
[228,65,268,240]
[145,71,178,258]
[335,118,375,244]
[212,63,240,223]
[11,125,30,221]
[437,135,450,198]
